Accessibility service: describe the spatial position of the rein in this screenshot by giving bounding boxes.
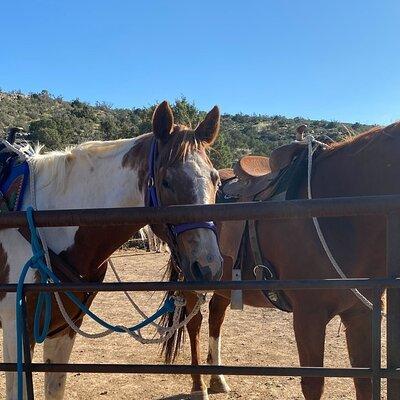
[146,138,217,273]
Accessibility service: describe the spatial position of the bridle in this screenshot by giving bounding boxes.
[146,138,217,274]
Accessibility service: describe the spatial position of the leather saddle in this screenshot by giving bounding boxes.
[222,141,309,200]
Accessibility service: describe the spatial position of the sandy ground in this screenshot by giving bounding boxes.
[0,250,386,399]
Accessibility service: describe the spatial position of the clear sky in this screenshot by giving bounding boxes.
[1,0,399,124]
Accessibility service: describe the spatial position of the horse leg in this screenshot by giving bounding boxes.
[185,293,208,400]
[2,315,35,400]
[207,294,231,393]
[43,332,76,400]
[340,306,372,400]
[293,307,329,400]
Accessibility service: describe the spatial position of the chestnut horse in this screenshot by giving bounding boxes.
[164,121,400,400]
[0,101,223,399]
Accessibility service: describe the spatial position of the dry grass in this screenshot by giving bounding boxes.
[0,250,386,399]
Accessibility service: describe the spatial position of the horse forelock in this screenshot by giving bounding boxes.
[161,125,212,166]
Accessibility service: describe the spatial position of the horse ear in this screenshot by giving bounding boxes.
[195,106,220,145]
[152,101,174,142]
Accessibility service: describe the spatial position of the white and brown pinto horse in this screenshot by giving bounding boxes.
[0,101,223,399]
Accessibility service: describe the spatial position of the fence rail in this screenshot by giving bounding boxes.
[0,196,399,400]
[1,278,400,293]
[0,194,400,229]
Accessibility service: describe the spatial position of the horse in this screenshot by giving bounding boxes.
[142,225,169,253]
[163,121,400,400]
[0,100,224,400]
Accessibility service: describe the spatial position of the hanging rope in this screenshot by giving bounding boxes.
[305,136,375,311]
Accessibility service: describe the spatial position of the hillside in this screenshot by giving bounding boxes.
[0,90,373,168]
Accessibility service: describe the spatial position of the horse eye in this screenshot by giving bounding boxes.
[162,179,171,189]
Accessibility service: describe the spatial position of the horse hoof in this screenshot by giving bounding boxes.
[191,389,209,400]
[209,375,231,393]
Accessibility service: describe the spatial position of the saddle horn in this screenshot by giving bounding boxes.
[296,124,308,141]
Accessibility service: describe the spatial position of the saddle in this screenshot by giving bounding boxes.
[222,141,309,201]
[218,168,236,182]
[218,141,324,313]
[233,155,271,180]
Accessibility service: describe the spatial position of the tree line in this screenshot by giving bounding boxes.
[0,90,372,169]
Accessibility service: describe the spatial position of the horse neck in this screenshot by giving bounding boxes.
[33,139,144,210]
[28,138,147,279]
[312,131,400,198]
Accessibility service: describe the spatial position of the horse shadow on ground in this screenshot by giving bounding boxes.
[157,394,190,400]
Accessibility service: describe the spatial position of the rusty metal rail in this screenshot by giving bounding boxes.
[0,194,400,229]
[0,197,399,399]
[1,277,400,293]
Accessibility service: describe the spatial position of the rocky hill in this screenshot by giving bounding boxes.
[0,90,373,168]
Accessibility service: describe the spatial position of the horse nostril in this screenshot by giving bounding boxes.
[191,262,213,281]
[191,261,203,280]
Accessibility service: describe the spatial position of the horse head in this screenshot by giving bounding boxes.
[138,101,223,282]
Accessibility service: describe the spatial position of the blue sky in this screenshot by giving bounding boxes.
[0,0,399,124]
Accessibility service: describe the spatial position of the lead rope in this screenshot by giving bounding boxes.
[306,136,378,312]
[27,158,206,343]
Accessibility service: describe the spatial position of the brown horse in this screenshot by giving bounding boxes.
[164,121,400,400]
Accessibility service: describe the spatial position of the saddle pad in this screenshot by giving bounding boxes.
[0,158,29,212]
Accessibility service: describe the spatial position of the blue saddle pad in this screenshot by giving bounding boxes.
[0,158,29,212]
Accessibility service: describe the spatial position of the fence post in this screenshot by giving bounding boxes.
[386,213,400,399]
[371,288,381,399]
[21,291,34,399]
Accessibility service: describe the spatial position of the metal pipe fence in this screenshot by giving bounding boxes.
[0,197,399,400]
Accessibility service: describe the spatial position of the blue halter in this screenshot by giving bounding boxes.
[146,138,217,237]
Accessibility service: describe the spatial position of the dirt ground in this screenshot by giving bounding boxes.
[0,250,386,399]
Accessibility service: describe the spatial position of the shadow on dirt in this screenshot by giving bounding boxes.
[157,395,190,400]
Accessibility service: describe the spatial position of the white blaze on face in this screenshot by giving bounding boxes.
[178,153,222,280]
[183,153,214,204]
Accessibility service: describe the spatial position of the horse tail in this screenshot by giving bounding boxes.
[160,256,186,364]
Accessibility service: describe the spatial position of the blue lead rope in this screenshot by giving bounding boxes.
[16,206,176,400]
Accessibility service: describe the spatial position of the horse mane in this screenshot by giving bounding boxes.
[31,138,135,193]
[31,125,213,194]
[159,256,186,364]
[318,120,400,160]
